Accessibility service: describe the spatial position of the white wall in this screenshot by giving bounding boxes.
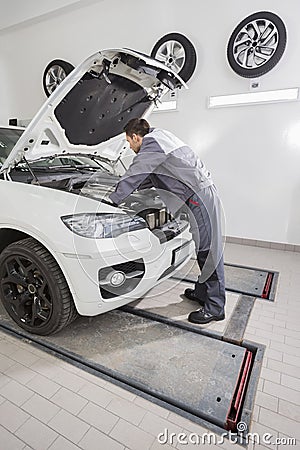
[0,0,299,244]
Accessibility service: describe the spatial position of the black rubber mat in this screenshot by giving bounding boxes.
[0,304,252,431]
[172,260,278,300]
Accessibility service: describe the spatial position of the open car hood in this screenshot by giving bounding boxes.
[1,48,187,174]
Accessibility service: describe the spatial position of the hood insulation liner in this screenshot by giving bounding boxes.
[54,72,152,146]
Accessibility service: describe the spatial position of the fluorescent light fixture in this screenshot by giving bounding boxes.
[208,88,299,108]
[154,100,177,111]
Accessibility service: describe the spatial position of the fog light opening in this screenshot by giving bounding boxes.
[109,271,126,287]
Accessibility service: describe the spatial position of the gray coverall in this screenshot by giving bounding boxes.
[110,128,225,316]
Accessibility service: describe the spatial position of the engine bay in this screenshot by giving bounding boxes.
[7,158,189,241]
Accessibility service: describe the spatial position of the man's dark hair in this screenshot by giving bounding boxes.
[124,118,150,137]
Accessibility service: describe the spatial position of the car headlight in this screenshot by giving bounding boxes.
[61,213,147,238]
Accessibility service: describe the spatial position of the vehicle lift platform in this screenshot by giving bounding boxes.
[0,267,269,437]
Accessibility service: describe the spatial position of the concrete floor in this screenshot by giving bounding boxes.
[0,242,299,450]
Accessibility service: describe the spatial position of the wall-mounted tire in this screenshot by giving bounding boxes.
[43,59,75,97]
[227,11,287,78]
[150,32,197,82]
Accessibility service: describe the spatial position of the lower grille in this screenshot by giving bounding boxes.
[98,259,145,299]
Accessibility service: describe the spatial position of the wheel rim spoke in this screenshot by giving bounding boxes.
[156,47,167,59]
[174,46,185,59]
[166,41,173,57]
[0,255,53,329]
[30,296,38,326]
[234,35,250,50]
[157,46,169,62]
[14,257,35,278]
[2,272,26,287]
[238,48,250,67]
[47,82,57,93]
[39,291,52,309]
[254,50,269,64]
[2,260,27,287]
[56,67,66,82]
[247,51,255,68]
[48,68,58,81]
[260,22,275,43]
[16,292,31,320]
[173,60,183,72]
[251,21,262,41]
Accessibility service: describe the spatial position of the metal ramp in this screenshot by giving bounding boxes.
[0,305,254,431]
[173,260,278,300]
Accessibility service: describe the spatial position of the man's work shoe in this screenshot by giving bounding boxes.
[184,288,205,306]
[188,307,225,324]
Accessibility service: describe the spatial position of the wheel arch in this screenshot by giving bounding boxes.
[0,228,29,254]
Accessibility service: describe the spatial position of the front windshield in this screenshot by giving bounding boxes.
[30,156,102,168]
[0,126,114,174]
[19,155,114,174]
[0,128,23,166]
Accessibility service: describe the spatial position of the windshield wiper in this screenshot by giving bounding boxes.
[90,157,112,174]
[32,165,85,171]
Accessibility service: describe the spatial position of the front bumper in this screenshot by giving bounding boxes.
[55,225,193,316]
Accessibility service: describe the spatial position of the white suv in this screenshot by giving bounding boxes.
[0,49,193,335]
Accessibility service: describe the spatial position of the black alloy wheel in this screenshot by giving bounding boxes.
[151,32,197,82]
[0,238,77,335]
[43,59,75,97]
[227,11,287,78]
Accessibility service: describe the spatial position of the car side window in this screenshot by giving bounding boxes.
[0,128,24,166]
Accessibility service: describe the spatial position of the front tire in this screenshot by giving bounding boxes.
[0,238,77,335]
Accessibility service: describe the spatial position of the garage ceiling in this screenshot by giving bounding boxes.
[0,0,102,32]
